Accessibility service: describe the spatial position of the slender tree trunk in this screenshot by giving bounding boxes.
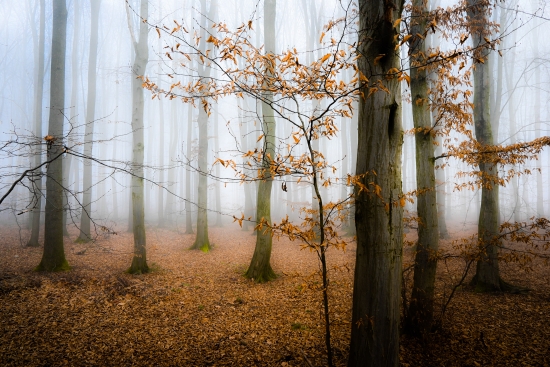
[185,103,194,234]
[191,0,216,251]
[467,0,506,291]
[77,0,101,242]
[27,0,45,248]
[405,0,440,337]
[157,50,165,227]
[348,1,403,365]
[214,106,222,227]
[37,0,69,271]
[245,0,276,282]
[191,106,211,251]
[127,0,149,274]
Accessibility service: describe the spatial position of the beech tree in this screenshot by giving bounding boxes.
[190,0,217,253]
[36,0,69,272]
[404,0,440,337]
[77,0,101,243]
[348,0,404,365]
[126,0,149,274]
[26,0,45,248]
[245,0,277,282]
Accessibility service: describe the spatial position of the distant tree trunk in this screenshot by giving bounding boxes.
[62,1,82,234]
[245,0,276,282]
[127,0,149,274]
[348,0,403,365]
[157,49,165,227]
[191,104,211,251]
[36,0,69,272]
[467,0,507,291]
[214,106,223,227]
[427,0,449,239]
[190,0,216,251]
[185,103,194,234]
[77,0,101,243]
[239,98,254,231]
[404,0,440,338]
[27,0,46,248]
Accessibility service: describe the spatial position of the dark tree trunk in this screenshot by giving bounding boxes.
[404,0,440,337]
[348,0,404,366]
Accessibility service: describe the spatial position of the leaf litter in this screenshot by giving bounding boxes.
[0,224,549,366]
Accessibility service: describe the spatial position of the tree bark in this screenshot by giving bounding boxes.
[348,0,403,366]
[127,0,149,274]
[77,0,101,242]
[190,0,216,252]
[36,0,69,271]
[467,0,504,291]
[405,0,440,337]
[27,0,45,248]
[245,0,277,282]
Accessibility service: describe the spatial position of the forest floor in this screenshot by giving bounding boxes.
[0,222,549,367]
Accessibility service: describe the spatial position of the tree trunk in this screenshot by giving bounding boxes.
[37,0,69,272]
[214,106,223,227]
[467,0,505,291]
[348,1,403,366]
[185,103,194,234]
[245,0,276,282]
[405,0,440,337]
[77,0,101,243]
[191,105,211,251]
[127,0,149,274]
[27,0,45,248]
[190,0,216,251]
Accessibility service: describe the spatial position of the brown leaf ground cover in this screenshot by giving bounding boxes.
[0,223,549,366]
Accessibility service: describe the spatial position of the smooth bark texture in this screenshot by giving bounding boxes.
[190,0,216,252]
[27,0,45,248]
[185,103,194,234]
[77,0,101,242]
[245,0,276,282]
[37,0,69,272]
[467,0,505,291]
[127,0,149,274]
[405,0,440,337]
[348,0,403,366]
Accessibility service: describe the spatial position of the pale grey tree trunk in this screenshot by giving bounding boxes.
[37,0,69,271]
[245,0,276,282]
[127,0,149,274]
[405,0,440,337]
[185,103,194,234]
[214,106,222,227]
[27,0,46,247]
[190,0,216,251]
[348,0,403,366]
[77,0,101,242]
[157,41,165,227]
[238,98,254,231]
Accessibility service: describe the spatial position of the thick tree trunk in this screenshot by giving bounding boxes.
[77,0,101,243]
[245,0,276,282]
[127,0,149,274]
[405,0,440,337]
[348,1,403,366]
[37,0,69,272]
[27,0,45,248]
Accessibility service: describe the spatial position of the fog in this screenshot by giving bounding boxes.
[0,0,549,237]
